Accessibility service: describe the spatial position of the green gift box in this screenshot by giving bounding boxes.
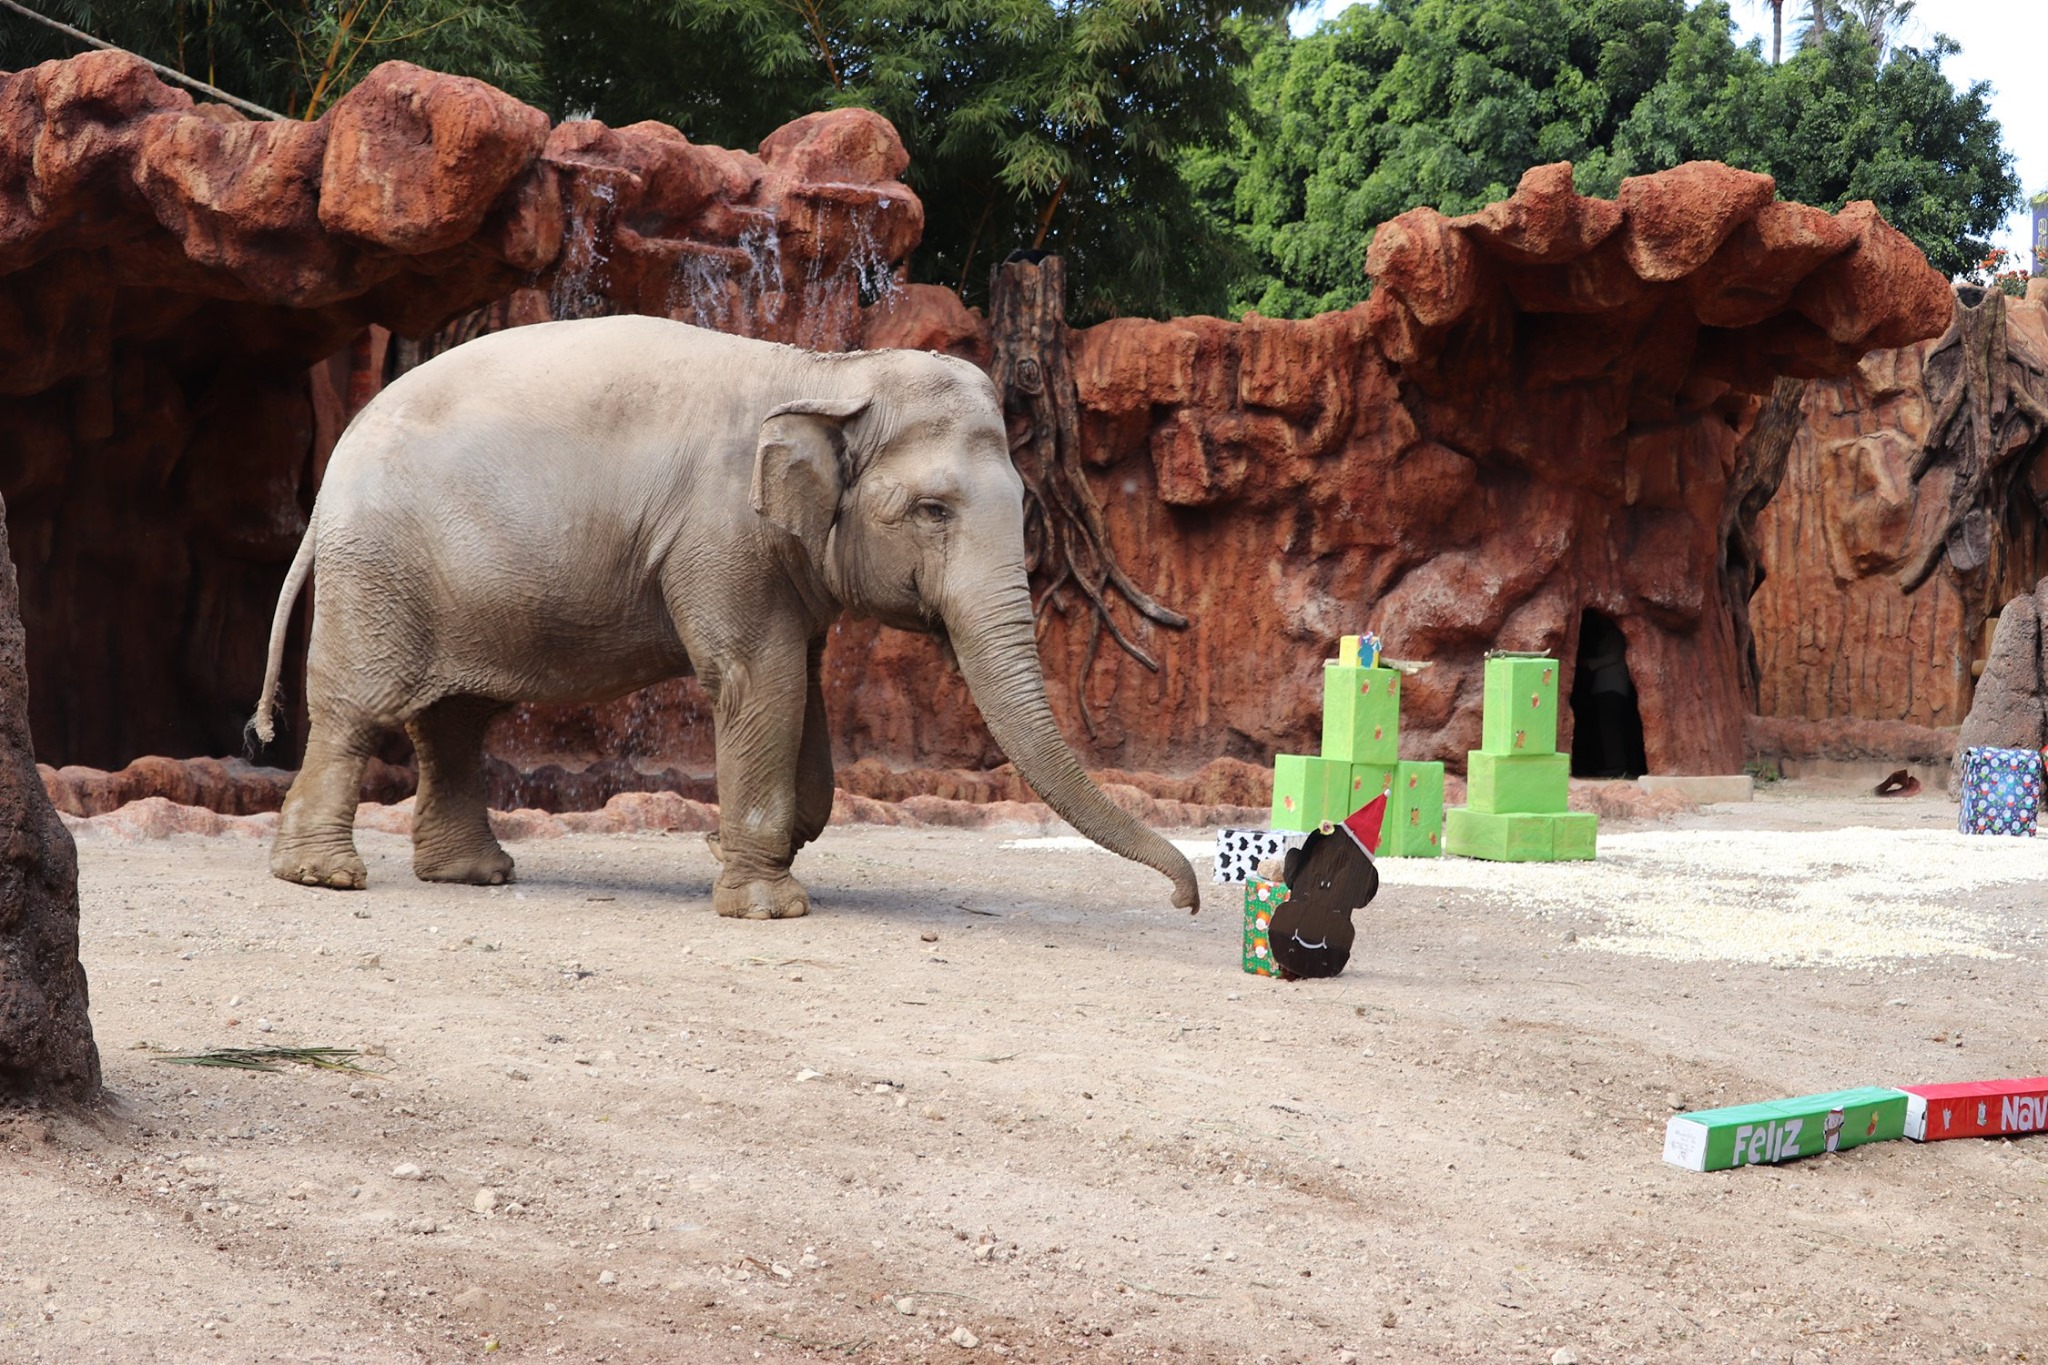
[1467,751,1570,814]
[1663,1088,1908,1172]
[1445,807,1555,862]
[1243,878,1287,977]
[1383,760,1445,858]
[1272,754,1350,832]
[1343,762,1395,819]
[1321,664,1401,764]
[1481,655,1559,756]
[1551,810,1598,861]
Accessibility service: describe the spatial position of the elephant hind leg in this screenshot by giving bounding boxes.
[791,641,834,853]
[409,695,515,886]
[272,707,379,891]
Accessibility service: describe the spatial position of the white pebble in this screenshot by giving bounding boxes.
[473,1189,498,1214]
[391,1163,424,1181]
[796,1068,824,1082]
[1551,1350,1578,1365]
[597,1270,617,1286]
[949,1325,979,1349]
[404,1218,438,1234]
[896,1297,916,1315]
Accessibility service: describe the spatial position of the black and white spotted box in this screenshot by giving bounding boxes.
[1213,828,1303,885]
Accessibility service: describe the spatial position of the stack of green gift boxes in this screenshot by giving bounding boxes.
[1443,653,1597,862]
[1268,635,1445,857]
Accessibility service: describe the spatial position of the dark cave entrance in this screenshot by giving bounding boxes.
[1569,609,1648,779]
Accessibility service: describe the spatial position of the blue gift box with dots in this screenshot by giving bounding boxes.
[1957,747,2044,837]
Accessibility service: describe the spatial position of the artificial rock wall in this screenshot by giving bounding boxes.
[504,163,1953,779]
[0,51,1955,788]
[0,51,918,768]
[1753,296,2048,732]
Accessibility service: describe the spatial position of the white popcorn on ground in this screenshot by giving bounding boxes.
[1387,827,2044,968]
[1009,825,2047,969]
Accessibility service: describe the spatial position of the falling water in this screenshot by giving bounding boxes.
[548,178,619,321]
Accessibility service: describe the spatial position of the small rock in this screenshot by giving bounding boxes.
[1666,1093,1685,1110]
[405,1218,438,1234]
[473,1188,498,1214]
[771,1262,793,1280]
[799,1253,821,1269]
[391,1162,424,1181]
[1379,1311,1396,1328]
[920,931,939,943]
[597,1270,618,1286]
[972,1242,994,1262]
[949,1325,979,1349]
[504,1066,530,1081]
[1550,1350,1578,1365]
[228,996,241,1008]
[896,1296,917,1315]
[796,1068,824,1082]
[256,1018,274,1033]
[1339,1353,1358,1364]
[641,1214,657,1232]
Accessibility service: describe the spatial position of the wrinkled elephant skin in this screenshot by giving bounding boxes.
[253,317,1199,916]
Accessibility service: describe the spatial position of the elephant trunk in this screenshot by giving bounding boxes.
[943,576,1200,913]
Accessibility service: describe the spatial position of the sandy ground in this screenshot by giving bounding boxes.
[2,781,2046,1364]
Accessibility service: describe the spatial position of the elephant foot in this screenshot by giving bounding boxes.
[413,842,516,886]
[271,842,367,891]
[713,873,810,920]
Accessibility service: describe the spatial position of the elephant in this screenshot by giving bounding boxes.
[251,315,1200,919]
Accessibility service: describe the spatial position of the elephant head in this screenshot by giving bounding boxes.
[751,351,1200,912]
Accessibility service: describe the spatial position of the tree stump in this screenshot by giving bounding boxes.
[0,493,100,1104]
[988,253,1187,739]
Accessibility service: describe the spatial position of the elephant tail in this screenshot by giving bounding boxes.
[249,525,317,750]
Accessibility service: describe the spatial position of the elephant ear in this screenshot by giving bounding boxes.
[751,396,871,564]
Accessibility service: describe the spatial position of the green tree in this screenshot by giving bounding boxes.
[1216,0,2015,317]
[0,1,543,116]
[639,0,1293,320]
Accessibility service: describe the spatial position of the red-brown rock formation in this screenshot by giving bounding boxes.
[0,52,918,767]
[506,163,1950,778]
[0,493,98,1103]
[1752,296,2048,733]
[0,50,1953,790]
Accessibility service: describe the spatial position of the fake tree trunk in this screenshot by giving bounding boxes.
[1720,376,1808,708]
[0,494,100,1103]
[1899,287,2048,649]
[987,254,1188,739]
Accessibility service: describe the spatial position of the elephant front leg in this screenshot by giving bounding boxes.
[272,710,377,890]
[408,696,514,885]
[709,649,812,920]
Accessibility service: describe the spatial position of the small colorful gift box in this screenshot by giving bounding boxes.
[1956,747,2044,837]
[1243,877,1288,977]
[1213,828,1301,885]
[1480,654,1560,756]
[1902,1077,2048,1141]
[1663,1088,1908,1171]
[1337,632,1382,669]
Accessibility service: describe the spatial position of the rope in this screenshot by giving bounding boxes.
[0,0,286,120]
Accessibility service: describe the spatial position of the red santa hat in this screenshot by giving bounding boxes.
[1337,792,1386,858]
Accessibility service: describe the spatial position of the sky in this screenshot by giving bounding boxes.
[1288,1,2047,273]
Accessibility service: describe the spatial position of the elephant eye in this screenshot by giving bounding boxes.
[913,498,952,524]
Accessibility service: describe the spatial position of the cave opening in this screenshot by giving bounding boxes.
[1569,609,1647,779]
